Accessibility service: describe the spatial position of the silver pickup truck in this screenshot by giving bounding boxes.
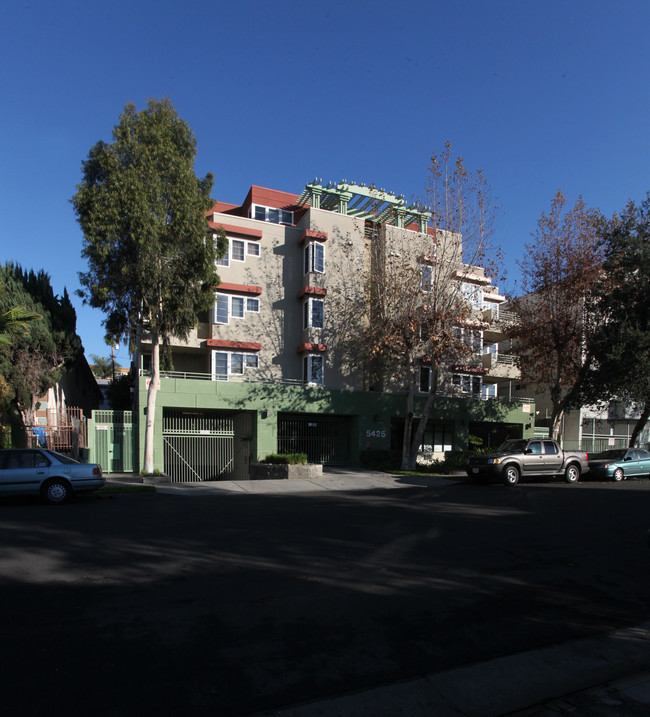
[466,438,588,485]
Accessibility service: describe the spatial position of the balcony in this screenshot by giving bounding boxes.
[482,352,519,380]
[482,308,516,342]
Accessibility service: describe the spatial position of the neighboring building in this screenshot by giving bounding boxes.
[132,181,534,480]
[532,397,650,452]
[30,353,103,455]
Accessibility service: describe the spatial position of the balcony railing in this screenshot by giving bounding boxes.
[483,308,517,324]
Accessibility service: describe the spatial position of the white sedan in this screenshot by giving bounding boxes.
[0,448,105,504]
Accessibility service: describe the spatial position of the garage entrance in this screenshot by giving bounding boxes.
[163,409,253,482]
[278,413,352,465]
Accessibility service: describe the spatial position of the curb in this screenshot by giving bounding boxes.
[262,622,650,716]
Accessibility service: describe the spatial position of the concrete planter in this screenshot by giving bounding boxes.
[250,463,323,481]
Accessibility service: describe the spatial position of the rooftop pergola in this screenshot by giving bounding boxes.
[296,180,431,233]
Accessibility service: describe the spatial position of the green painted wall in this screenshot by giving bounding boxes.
[133,376,535,473]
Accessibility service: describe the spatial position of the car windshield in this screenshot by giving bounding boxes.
[593,449,628,460]
[497,440,528,453]
[43,450,79,465]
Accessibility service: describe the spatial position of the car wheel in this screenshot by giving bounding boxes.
[503,465,520,486]
[613,468,624,482]
[41,478,71,505]
[565,464,580,483]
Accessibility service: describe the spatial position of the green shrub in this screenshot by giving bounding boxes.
[261,453,308,465]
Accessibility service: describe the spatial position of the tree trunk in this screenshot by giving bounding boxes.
[401,383,415,470]
[629,403,650,448]
[551,409,564,444]
[407,388,437,470]
[403,362,438,471]
[19,394,38,431]
[142,330,161,474]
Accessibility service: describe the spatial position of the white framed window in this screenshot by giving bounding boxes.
[215,294,229,324]
[213,352,228,380]
[216,239,230,267]
[231,296,245,319]
[231,239,245,262]
[421,264,433,292]
[452,373,482,396]
[303,354,324,385]
[230,353,244,375]
[459,281,483,309]
[482,382,497,399]
[304,242,325,274]
[212,351,260,381]
[303,298,324,329]
[214,293,259,324]
[252,204,294,225]
[217,237,259,265]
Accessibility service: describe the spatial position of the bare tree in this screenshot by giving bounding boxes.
[346,144,502,469]
[510,190,603,441]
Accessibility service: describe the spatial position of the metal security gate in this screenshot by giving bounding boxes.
[278,413,351,465]
[163,409,252,482]
[93,411,134,473]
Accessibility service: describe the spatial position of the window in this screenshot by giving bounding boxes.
[214,293,258,324]
[304,298,324,329]
[304,242,325,274]
[419,366,431,393]
[543,441,559,455]
[213,352,228,380]
[481,382,497,399]
[452,373,482,396]
[231,297,244,319]
[212,351,259,381]
[230,353,244,375]
[216,240,229,267]
[459,281,483,309]
[421,264,433,292]
[252,204,294,225]
[247,242,260,257]
[420,425,453,453]
[231,240,245,262]
[215,294,229,324]
[303,355,324,385]
[453,327,482,355]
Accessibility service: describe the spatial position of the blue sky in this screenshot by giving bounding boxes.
[2,1,649,363]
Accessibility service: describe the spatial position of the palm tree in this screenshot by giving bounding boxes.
[0,283,41,345]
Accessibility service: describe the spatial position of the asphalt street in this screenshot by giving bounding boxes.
[2,470,650,716]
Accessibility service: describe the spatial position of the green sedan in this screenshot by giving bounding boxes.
[588,448,650,482]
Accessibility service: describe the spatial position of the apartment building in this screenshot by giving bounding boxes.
[134,181,534,480]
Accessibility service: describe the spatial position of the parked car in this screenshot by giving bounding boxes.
[0,448,104,504]
[587,448,650,482]
[466,438,588,485]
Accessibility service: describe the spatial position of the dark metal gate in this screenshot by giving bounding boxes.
[278,413,351,465]
[163,409,252,482]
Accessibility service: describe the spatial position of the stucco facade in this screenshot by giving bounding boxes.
[134,181,533,478]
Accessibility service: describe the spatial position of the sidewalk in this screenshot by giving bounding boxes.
[104,467,456,495]
[262,622,650,716]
